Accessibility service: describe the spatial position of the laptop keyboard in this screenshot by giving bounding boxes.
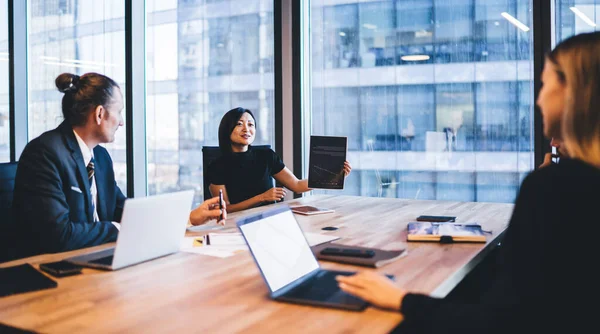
[288,271,345,301]
[89,255,114,266]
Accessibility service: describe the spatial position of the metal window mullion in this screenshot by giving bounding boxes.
[125,0,147,197]
[532,0,553,170]
[9,0,28,161]
[279,0,297,198]
[292,0,307,199]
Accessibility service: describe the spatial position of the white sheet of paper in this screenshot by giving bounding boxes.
[304,232,340,246]
[204,232,247,246]
[201,231,339,246]
[186,224,225,232]
[179,231,340,259]
[180,236,247,258]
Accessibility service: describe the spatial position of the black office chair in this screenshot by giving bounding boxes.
[202,145,272,201]
[0,162,19,263]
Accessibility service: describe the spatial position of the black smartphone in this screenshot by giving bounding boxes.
[416,215,456,222]
[218,189,224,221]
[320,247,375,258]
[39,261,83,278]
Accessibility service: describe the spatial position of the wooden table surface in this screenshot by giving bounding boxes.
[0,195,514,333]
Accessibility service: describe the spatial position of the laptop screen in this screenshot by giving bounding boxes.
[239,208,320,293]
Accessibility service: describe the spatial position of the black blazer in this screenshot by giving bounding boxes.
[13,121,126,256]
[394,158,600,334]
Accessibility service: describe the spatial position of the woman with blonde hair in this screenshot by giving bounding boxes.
[336,31,600,333]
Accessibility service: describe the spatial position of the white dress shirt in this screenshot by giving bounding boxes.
[73,130,120,231]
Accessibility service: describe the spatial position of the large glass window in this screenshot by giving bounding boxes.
[0,0,8,162]
[556,1,599,41]
[27,0,127,190]
[146,0,275,205]
[308,0,534,203]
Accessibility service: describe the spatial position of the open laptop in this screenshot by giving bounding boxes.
[65,190,194,270]
[237,205,369,311]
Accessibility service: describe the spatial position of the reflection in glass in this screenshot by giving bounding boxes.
[555,1,599,42]
[147,0,275,205]
[309,0,534,203]
[27,0,127,189]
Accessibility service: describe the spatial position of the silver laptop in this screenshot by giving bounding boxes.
[237,206,370,311]
[65,190,194,270]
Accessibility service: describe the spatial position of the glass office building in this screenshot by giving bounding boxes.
[1,0,599,204]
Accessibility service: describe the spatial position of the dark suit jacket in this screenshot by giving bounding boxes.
[13,121,126,256]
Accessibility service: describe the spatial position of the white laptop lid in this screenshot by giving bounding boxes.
[237,206,320,293]
[111,190,194,269]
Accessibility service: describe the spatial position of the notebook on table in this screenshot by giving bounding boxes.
[311,243,407,268]
[0,263,57,298]
[291,205,335,216]
[237,205,384,311]
[0,322,37,333]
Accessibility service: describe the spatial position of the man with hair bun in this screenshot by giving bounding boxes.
[13,72,224,257]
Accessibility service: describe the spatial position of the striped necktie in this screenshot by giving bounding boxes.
[87,157,95,186]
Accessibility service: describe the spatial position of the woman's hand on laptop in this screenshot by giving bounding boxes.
[189,196,227,226]
[336,271,405,311]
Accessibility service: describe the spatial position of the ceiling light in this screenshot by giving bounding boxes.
[401,55,430,61]
[339,31,346,36]
[62,58,115,67]
[43,61,103,69]
[362,23,377,30]
[501,12,530,32]
[41,56,115,68]
[570,7,597,27]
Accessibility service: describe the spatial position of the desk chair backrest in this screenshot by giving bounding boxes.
[202,145,272,201]
[0,162,19,263]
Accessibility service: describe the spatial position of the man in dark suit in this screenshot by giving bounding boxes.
[14,72,125,256]
[14,72,227,257]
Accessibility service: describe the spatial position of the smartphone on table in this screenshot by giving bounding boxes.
[416,215,456,222]
[39,261,83,278]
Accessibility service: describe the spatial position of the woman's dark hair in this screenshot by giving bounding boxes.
[55,72,120,126]
[218,107,256,154]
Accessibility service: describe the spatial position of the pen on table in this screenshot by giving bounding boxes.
[218,189,224,222]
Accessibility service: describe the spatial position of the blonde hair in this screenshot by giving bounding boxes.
[547,32,600,166]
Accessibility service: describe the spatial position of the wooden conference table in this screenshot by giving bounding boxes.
[0,195,514,333]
